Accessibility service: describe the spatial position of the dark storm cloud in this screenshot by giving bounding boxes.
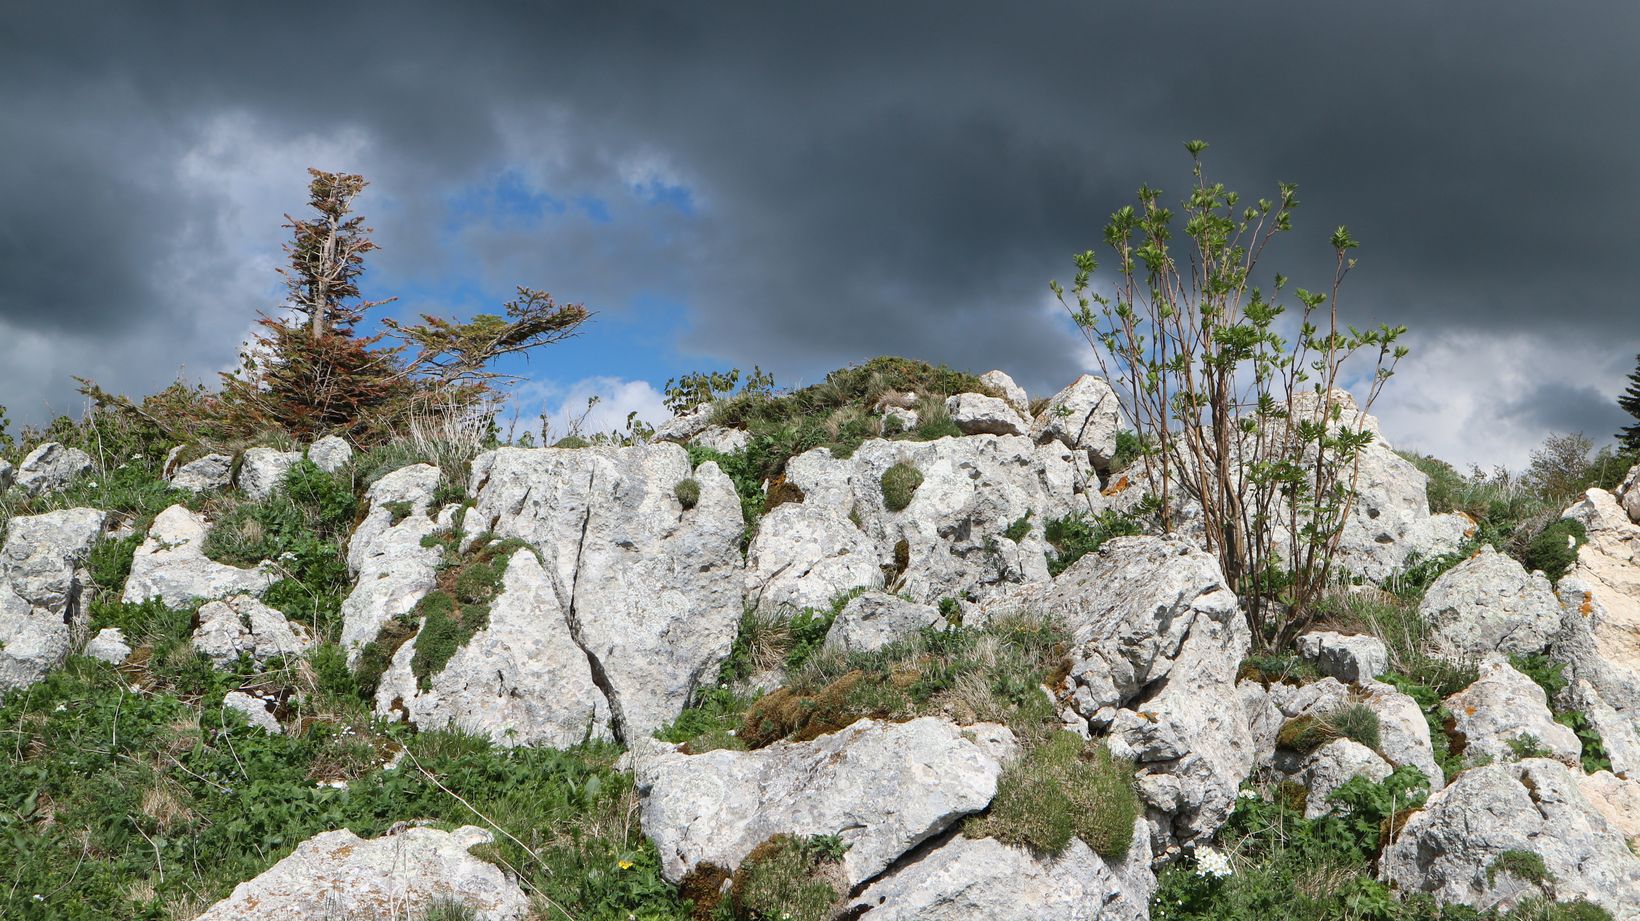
[3,1,1636,462]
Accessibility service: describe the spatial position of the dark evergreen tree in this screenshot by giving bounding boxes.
[1620,353,1640,452]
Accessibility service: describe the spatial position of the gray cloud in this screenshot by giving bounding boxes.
[3,1,1636,466]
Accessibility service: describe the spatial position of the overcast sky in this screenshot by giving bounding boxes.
[3,2,1635,468]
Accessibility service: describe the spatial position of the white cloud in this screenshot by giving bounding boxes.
[504,376,669,443]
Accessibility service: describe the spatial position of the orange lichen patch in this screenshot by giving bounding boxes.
[1101,474,1132,497]
[1581,592,1594,617]
[1456,510,1478,538]
[1465,705,1478,716]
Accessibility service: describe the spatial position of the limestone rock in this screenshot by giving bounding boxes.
[1418,546,1561,660]
[1445,659,1581,765]
[690,425,749,455]
[465,444,744,738]
[822,591,947,654]
[638,717,1015,887]
[946,393,1030,437]
[1380,759,1640,917]
[16,442,93,495]
[0,458,12,492]
[654,403,714,442]
[84,627,132,665]
[306,435,353,473]
[880,405,919,432]
[1033,374,1121,468]
[1244,676,1444,791]
[223,690,282,734]
[1556,489,1640,741]
[340,465,447,661]
[0,508,107,692]
[376,549,613,748]
[193,595,313,668]
[194,825,530,921]
[745,503,881,612]
[1578,770,1640,849]
[1619,462,1640,523]
[170,453,233,493]
[122,505,276,608]
[1298,739,1393,819]
[1297,631,1389,684]
[979,369,1031,416]
[1044,536,1253,854]
[849,825,1154,921]
[237,447,301,500]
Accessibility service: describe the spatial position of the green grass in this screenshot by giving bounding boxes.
[1044,506,1146,576]
[717,834,845,921]
[674,477,701,510]
[879,461,923,512]
[964,731,1138,858]
[1275,703,1381,756]
[1486,849,1551,888]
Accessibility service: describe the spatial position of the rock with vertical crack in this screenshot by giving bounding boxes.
[0,508,106,692]
[1032,374,1122,469]
[339,465,448,662]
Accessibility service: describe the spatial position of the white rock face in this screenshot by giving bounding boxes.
[822,592,947,654]
[1033,374,1121,468]
[1297,631,1389,684]
[237,447,301,500]
[639,717,1015,888]
[1444,659,1581,765]
[465,445,744,738]
[979,369,1031,416]
[946,393,1030,437]
[690,425,749,455]
[1036,536,1252,855]
[340,465,447,662]
[748,435,1099,609]
[1380,759,1640,917]
[1418,546,1561,660]
[0,508,106,692]
[169,453,233,493]
[849,826,1154,921]
[194,825,531,921]
[306,435,353,473]
[1619,462,1640,523]
[192,595,313,668]
[1557,488,1640,737]
[1578,770,1640,849]
[1243,677,1444,791]
[223,690,282,734]
[376,550,614,748]
[122,505,276,608]
[15,442,93,495]
[654,403,714,442]
[880,405,919,432]
[1298,739,1393,819]
[84,627,131,665]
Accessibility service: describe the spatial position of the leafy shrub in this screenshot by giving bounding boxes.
[674,477,701,510]
[880,461,923,511]
[1487,849,1550,888]
[87,532,142,594]
[965,731,1138,858]
[1044,507,1144,576]
[1507,734,1553,760]
[1003,513,1032,542]
[1555,709,1612,774]
[1522,518,1586,583]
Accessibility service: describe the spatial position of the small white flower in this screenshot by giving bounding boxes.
[1194,846,1232,879]
[1237,788,1260,801]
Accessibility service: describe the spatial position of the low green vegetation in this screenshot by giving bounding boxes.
[713,833,847,921]
[1522,519,1586,583]
[1044,505,1147,576]
[674,477,701,510]
[1275,703,1381,756]
[879,461,923,511]
[1486,849,1551,889]
[1508,653,1612,773]
[964,730,1138,859]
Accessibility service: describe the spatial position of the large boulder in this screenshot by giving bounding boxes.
[1297,630,1388,684]
[946,393,1030,437]
[192,594,313,668]
[1444,659,1581,766]
[0,508,106,692]
[169,453,233,494]
[638,717,1014,888]
[122,505,276,608]
[1557,488,1640,722]
[1619,461,1640,523]
[1418,546,1561,660]
[375,549,614,748]
[848,825,1154,921]
[194,825,530,921]
[654,403,715,443]
[339,465,448,662]
[306,435,353,473]
[1380,759,1640,917]
[1030,535,1253,855]
[821,591,947,655]
[1032,374,1121,468]
[15,442,93,495]
[1297,739,1393,820]
[237,447,301,500]
[979,369,1031,416]
[463,444,744,738]
[747,435,1101,609]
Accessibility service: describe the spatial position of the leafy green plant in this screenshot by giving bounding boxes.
[965,731,1138,858]
[1507,734,1553,760]
[1044,507,1145,576]
[724,834,843,921]
[1522,519,1586,583]
[1003,512,1032,542]
[880,461,923,512]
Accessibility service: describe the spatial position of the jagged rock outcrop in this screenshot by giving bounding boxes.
[463,444,744,738]
[1242,676,1445,791]
[821,591,947,654]
[170,453,233,493]
[237,446,301,500]
[192,594,313,667]
[376,549,613,748]
[654,403,714,443]
[639,717,1015,888]
[848,824,1154,921]
[223,690,282,734]
[1297,739,1393,819]
[690,425,749,454]
[1418,546,1561,660]
[748,435,1101,610]
[1032,374,1121,468]
[946,392,1030,436]
[1016,535,1252,856]
[1555,481,1640,761]
[979,369,1030,416]
[340,465,448,661]
[306,435,353,473]
[1380,758,1640,917]
[83,627,131,664]
[122,505,276,608]
[194,825,530,921]
[16,442,93,495]
[1297,630,1388,684]
[0,508,106,692]
[1444,659,1581,765]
